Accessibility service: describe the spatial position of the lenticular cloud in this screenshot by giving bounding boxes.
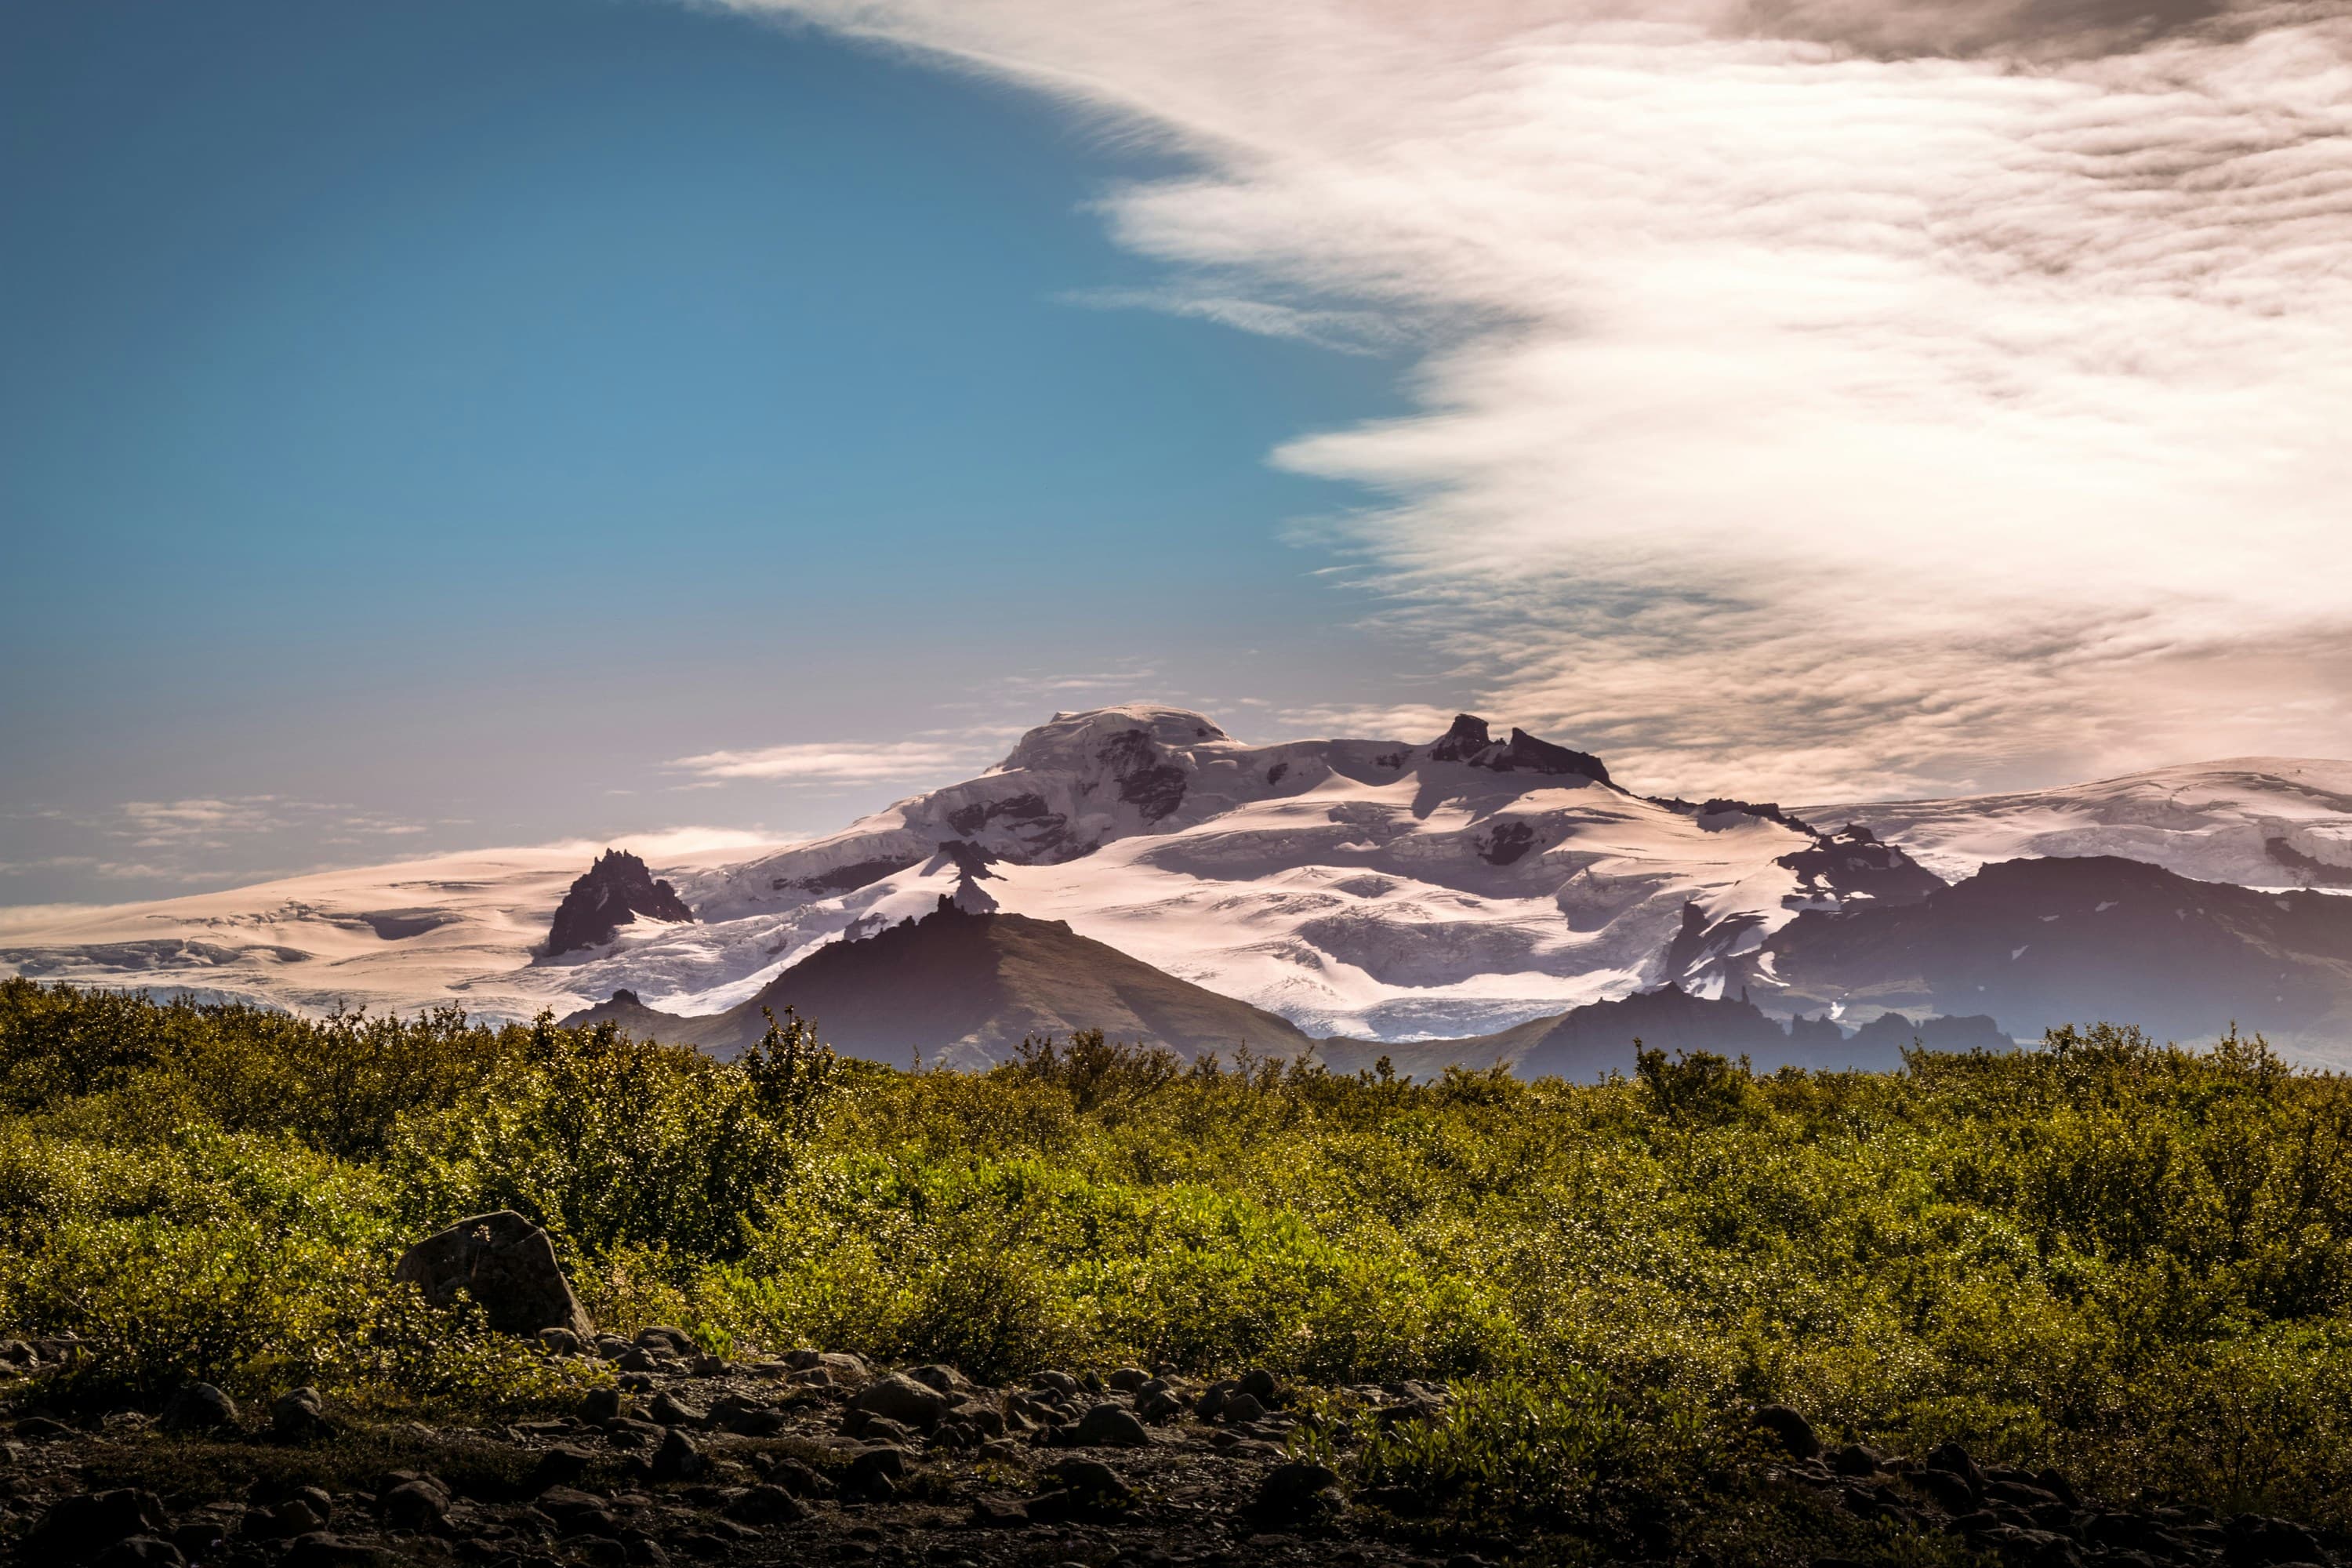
[728,0,2352,798]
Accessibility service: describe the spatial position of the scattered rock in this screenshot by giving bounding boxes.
[582,1385,625,1424]
[648,1427,705,1482]
[1107,1367,1150,1392]
[379,1479,450,1533]
[845,1446,912,1500]
[272,1386,329,1440]
[539,1327,583,1356]
[1072,1403,1150,1448]
[94,1536,185,1566]
[527,1445,593,1491]
[726,1484,810,1525]
[850,1372,947,1432]
[391,1210,595,1339]
[648,1391,707,1427]
[158,1382,238,1434]
[1254,1461,1344,1527]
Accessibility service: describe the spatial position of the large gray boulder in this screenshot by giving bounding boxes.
[392,1211,593,1339]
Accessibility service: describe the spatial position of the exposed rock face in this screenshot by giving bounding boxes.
[544,849,695,957]
[1425,713,1612,783]
[392,1210,594,1339]
[1777,824,1947,907]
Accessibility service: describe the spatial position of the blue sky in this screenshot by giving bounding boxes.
[0,0,1422,904]
[6,0,2349,908]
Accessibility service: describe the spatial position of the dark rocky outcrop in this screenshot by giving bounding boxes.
[1777,824,1946,906]
[543,850,695,957]
[1425,713,1612,785]
[391,1210,594,1340]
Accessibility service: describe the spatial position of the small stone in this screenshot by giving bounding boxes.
[968,1495,1029,1527]
[648,1427,705,1482]
[845,1446,912,1499]
[583,1386,625,1423]
[1218,1391,1265,1424]
[726,1484,810,1524]
[649,1392,707,1427]
[1106,1367,1149,1392]
[159,1382,239,1433]
[760,1455,834,1497]
[528,1446,594,1491]
[380,1479,450,1533]
[94,1536,187,1567]
[1044,1457,1132,1501]
[1254,1461,1342,1527]
[1238,1369,1279,1404]
[540,1327,583,1356]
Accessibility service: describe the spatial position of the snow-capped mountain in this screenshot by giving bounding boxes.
[607,705,1942,1039]
[1803,759,2352,887]
[5,706,2350,1051]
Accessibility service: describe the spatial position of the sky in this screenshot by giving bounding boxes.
[4,0,2349,908]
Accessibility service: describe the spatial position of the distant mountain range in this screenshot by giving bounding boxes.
[5,704,2351,1068]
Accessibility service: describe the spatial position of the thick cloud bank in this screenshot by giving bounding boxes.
[730,0,2352,797]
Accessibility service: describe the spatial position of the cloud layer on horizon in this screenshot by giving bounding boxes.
[728,0,2352,798]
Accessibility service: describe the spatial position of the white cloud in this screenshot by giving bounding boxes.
[664,739,982,784]
[725,0,2352,799]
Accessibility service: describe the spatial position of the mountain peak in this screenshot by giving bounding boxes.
[994,704,1229,774]
[543,848,695,958]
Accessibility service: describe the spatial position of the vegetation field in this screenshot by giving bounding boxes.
[3,976,2350,1559]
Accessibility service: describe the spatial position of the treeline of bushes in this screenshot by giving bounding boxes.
[5,977,2352,1531]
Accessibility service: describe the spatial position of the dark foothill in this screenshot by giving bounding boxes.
[391,1209,595,1340]
[1750,1403,1820,1460]
[545,848,695,956]
[158,1382,238,1433]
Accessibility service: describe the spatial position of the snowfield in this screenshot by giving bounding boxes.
[5,707,2350,1040]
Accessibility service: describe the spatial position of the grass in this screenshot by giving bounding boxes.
[4,978,2351,1552]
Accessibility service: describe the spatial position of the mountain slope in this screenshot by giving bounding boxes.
[1731,855,2352,1060]
[1803,759,2352,886]
[561,898,1318,1068]
[574,706,1944,1040]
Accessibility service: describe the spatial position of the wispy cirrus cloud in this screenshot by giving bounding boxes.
[725,0,2352,800]
[664,739,983,785]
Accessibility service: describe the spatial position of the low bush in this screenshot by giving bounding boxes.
[2,980,2350,1530]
